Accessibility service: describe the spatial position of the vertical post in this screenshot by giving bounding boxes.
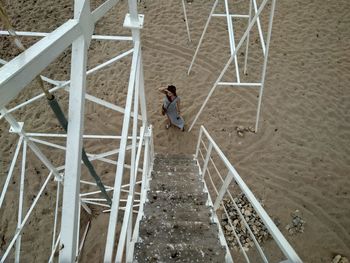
[201,142,213,179]
[195,126,203,159]
[104,2,143,259]
[255,0,276,132]
[15,140,27,263]
[76,198,82,258]
[224,0,240,83]
[52,180,60,253]
[59,0,92,259]
[244,0,253,75]
[252,0,266,55]
[181,0,191,42]
[126,56,140,258]
[188,0,219,75]
[104,41,140,263]
[59,32,88,262]
[213,171,233,210]
[0,135,23,208]
[138,57,148,127]
[149,126,154,164]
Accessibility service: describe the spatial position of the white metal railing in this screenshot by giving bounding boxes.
[0,0,154,262]
[195,126,302,263]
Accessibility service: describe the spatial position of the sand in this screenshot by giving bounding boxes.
[0,0,350,262]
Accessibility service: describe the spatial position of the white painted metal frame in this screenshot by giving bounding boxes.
[188,0,276,132]
[182,0,191,42]
[195,125,302,263]
[0,0,153,262]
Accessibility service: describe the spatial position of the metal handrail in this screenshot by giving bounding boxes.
[195,125,302,263]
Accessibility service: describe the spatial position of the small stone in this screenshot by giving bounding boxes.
[292,217,301,227]
[236,125,245,132]
[225,225,233,231]
[332,255,342,263]
[237,131,244,137]
[248,126,255,132]
[244,210,251,216]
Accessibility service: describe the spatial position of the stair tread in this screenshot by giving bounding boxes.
[134,242,225,263]
[149,181,204,193]
[152,166,199,173]
[139,218,218,240]
[144,206,211,222]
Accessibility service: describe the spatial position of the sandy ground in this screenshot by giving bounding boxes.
[0,0,350,262]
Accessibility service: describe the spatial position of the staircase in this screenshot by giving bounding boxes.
[134,154,226,262]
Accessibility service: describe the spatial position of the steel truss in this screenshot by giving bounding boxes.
[0,0,153,262]
[188,0,277,132]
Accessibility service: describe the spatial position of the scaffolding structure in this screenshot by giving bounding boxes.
[188,0,276,132]
[0,0,153,262]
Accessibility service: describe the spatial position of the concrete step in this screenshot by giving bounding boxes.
[144,206,211,222]
[149,179,204,193]
[148,190,207,206]
[151,171,200,181]
[134,242,225,263]
[153,158,196,165]
[140,218,215,233]
[154,153,195,160]
[152,163,199,173]
[139,218,219,241]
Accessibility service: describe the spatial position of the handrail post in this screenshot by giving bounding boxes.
[213,171,233,210]
[201,142,213,179]
[195,126,203,159]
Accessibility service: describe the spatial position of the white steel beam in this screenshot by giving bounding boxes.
[255,0,276,132]
[0,136,23,208]
[217,82,261,87]
[52,181,61,255]
[137,57,148,126]
[104,41,140,263]
[212,13,249,18]
[59,0,92,259]
[224,0,240,82]
[188,0,219,75]
[181,0,191,42]
[244,0,253,74]
[252,0,266,55]
[58,34,88,260]
[126,128,150,261]
[92,0,119,22]
[0,19,80,108]
[0,30,132,41]
[15,140,27,263]
[86,48,133,74]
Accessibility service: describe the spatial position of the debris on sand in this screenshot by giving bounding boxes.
[236,126,255,137]
[285,210,305,235]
